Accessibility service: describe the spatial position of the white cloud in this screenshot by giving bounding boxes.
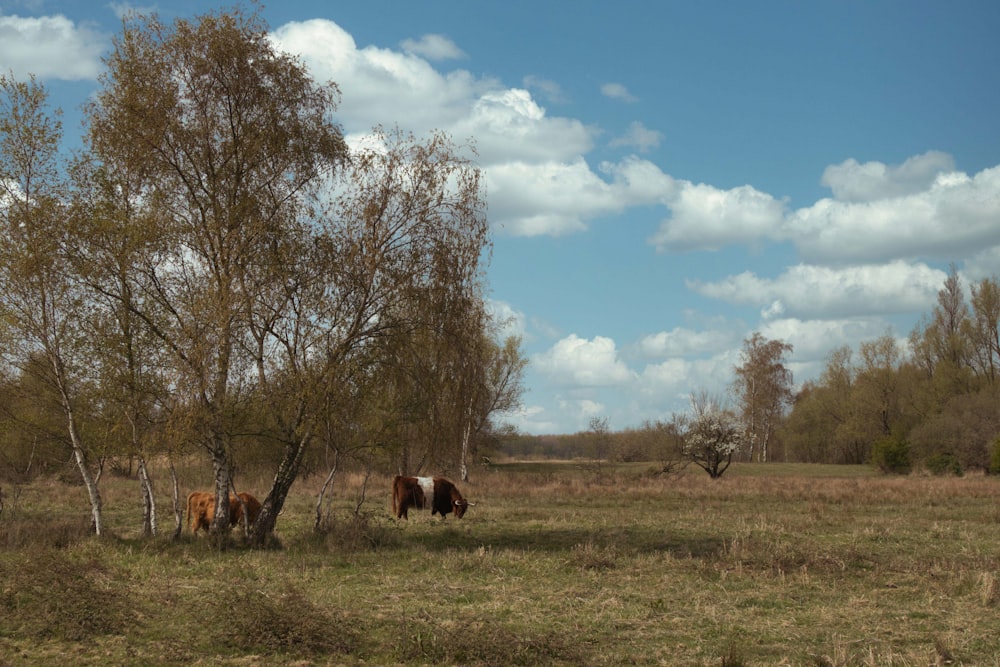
[641,153,1000,264]
[821,151,955,203]
[757,317,895,363]
[399,34,465,61]
[635,327,736,358]
[649,181,788,252]
[689,261,945,319]
[270,19,491,138]
[485,159,617,236]
[534,334,635,387]
[609,121,663,153]
[454,89,597,164]
[601,157,677,203]
[601,82,637,102]
[272,20,687,240]
[636,352,738,409]
[0,13,106,80]
[792,164,1000,264]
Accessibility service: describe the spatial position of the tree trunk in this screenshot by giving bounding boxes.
[62,394,103,536]
[210,443,233,534]
[137,455,157,536]
[249,430,312,548]
[459,420,471,482]
[169,458,183,539]
[314,449,338,531]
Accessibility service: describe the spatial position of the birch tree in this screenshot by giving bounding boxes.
[85,7,348,535]
[0,75,104,534]
[733,332,793,462]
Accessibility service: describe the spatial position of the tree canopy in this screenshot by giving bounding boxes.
[0,6,524,544]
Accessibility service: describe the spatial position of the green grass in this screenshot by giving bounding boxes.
[1,463,999,665]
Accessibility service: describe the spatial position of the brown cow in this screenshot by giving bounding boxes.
[231,491,262,529]
[391,475,471,520]
[186,491,262,534]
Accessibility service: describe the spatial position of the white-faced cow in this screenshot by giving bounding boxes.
[391,475,471,520]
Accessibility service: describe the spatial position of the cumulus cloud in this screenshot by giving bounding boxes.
[0,13,106,80]
[642,151,1000,265]
[271,20,489,137]
[486,158,626,236]
[399,33,465,61]
[792,164,1000,264]
[636,352,738,409]
[609,121,663,153]
[601,82,637,102]
[756,317,894,363]
[454,89,596,164]
[534,334,635,387]
[649,181,788,252]
[821,151,955,203]
[688,261,946,319]
[635,327,736,358]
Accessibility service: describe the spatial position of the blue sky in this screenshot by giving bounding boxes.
[3,1,1000,435]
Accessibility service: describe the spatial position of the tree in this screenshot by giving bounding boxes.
[70,134,173,537]
[677,392,743,479]
[967,276,1000,387]
[854,333,907,439]
[909,265,973,397]
[0,75,104,534]
[85,7,348,537]
[732,332,793,462]
[782,346,872,464]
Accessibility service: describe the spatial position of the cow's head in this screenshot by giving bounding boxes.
[453,498,471,519]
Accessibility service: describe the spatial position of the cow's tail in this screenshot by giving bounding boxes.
[184,492,193,532]
[391,476,400,517]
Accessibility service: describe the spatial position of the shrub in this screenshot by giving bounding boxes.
[211,585,356,657]
[989,436,1000,475]
[871,434,911,474]
[924,452,963,476]
[0,549,133,640]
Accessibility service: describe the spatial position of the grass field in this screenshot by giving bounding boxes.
[1,462,999,665]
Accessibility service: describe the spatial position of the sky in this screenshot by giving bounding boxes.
[2,1,1000,435]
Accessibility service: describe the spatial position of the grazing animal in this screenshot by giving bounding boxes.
[186,491,262,534]
[231,491,262,529]
[391,475,471,520]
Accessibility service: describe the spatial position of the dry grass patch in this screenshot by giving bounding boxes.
[2,464,1000,665]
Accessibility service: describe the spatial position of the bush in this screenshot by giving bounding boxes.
[871,434,911,474]
[924,452,963,476]
[990,436,1000,475]
[0,549,133,640]
[211,585,356,657]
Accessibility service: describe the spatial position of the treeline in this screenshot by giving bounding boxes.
[0,7,524,544]
[782,266,1000,473]
[500,267,1000,476]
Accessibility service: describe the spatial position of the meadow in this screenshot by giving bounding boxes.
[1,462,999,666]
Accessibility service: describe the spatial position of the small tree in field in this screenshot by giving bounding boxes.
[678,393,744,479]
